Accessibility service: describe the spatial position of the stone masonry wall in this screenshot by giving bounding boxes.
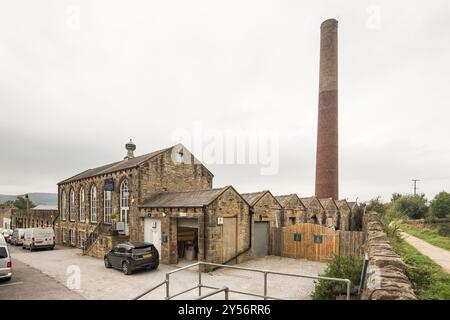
[362,212,416,300]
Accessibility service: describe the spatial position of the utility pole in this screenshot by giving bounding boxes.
[412,179,420,196]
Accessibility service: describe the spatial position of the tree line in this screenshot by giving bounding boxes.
[365,191,450,220]
[1,195,36,210]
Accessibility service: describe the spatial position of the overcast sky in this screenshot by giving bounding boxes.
[1,0,450,202]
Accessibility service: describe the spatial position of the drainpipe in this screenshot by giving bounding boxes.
[202,205,208,261]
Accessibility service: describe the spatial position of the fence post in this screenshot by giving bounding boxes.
[165,273,170,300]
[263,272,268,300]
[198,268,202,297]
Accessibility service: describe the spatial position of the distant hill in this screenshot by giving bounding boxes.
[0,193,58,206]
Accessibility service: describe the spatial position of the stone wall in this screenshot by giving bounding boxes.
[88,235,130,258]
[361,212,416,300]
[57,145,213,257]
[281,195,305,226]
[139,186,251,269]
[10,208,58,229]
[250,193,282,256]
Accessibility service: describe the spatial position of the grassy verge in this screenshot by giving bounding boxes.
[387,231,450,300]
[400,223,450,251]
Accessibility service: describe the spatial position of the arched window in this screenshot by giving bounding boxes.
[69,189,75,221]
[61,191,67,220]
[120,180,129,208]
[90,185,97,223]
[104,190,112,224]
[79,187,85,221]
[119,179,130,235]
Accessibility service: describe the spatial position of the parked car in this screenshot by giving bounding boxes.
[104,242,159,275]
[11,228,26,246]
[1,229,13,243]
[0,234,12,281]
[23,228,55,251]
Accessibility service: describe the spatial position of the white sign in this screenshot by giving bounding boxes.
[217,217,224,225]
[179,212,187,217]
[116,222,125,232]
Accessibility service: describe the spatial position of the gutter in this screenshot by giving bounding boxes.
[202,205,208,261]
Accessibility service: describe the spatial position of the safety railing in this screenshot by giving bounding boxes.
[196,287,229,300]
[133,261,352,300]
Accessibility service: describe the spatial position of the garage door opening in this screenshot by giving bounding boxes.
[177,218,199,263]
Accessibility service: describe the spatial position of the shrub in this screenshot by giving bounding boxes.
[365,197,386,214]
[312,255,363,300]
[389,194,428,220]
[437,224,450,237]
[430,192,450,219]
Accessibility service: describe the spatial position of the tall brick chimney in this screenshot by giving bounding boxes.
[315,19,339,200]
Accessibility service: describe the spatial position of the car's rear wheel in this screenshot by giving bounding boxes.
[3,277,11,281]
[104,258,112,268]
[122,261,132,275]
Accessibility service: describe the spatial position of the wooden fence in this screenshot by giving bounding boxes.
[271,223,365,262]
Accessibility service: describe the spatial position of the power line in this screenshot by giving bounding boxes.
[412,179,420,195]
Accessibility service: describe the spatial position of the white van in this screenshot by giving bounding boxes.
[23,228,55,251]
[0,234,12,281]
[11,228,26,246]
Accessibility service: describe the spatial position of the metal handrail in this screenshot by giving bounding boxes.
[133,280,168,300]
[196,287,229,300]
[134,261,352,300]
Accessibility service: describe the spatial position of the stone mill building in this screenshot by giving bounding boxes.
[56,141,253,265]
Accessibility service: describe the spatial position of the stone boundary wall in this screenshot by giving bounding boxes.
[405,218,450,228]
[361,212,416,300]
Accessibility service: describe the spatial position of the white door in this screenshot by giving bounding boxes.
[144,219,161,255]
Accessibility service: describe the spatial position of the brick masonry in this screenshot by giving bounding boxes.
[315,18,339,200]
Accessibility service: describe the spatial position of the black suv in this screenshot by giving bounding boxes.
[104,242,159,275]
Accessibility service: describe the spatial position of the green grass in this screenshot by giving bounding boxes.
[400,223,450,251]
[388,232,450,300]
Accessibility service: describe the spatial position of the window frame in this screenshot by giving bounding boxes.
[61,191,67,221]
[104,190,112,224]
[79,187,85,222]
[69,229,76,246]
[69,189,76,221]
[90,185,98,223]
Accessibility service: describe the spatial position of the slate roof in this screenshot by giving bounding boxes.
[241,191,269,206]
[300,196,325,210]
[275,195,294,207]
[140,187,231,208]
[319,198,338,209]
[335,200,351,210]
[58,144,213,185]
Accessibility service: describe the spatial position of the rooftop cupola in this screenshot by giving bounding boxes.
[124,139,136,159]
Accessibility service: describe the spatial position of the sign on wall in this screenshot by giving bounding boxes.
[217,217,224,225]
[104,179,115,191]
[314,235,323,244]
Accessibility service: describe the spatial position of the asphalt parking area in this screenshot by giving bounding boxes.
[0,257,84,300]
[7,244,326,300]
